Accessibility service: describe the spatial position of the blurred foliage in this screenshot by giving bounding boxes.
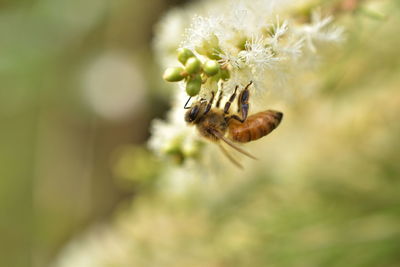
[2,0,400,267]
[0,0,186,267]
[54,1,400,267]
[111,146,161,191]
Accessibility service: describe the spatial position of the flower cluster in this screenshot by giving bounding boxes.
[151,0,344,166]
[163,47,228,97]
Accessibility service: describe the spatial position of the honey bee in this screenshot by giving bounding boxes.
[184,81,283,168]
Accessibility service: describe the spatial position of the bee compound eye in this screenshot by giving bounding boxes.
[189,105,200,121]
[185,105,200,123]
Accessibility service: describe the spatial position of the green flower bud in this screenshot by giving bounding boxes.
[186,75,202,96]
[203,60,220,76]
[185,57,201,74]
[177,48,194,64]
[208,79,219,92]
[165,147,185,165]
[206,49,222,60]
[163,137,185,165]
[208,34,219,48]
[195,45,207,56]
[183,140,204,158]
[221,68,230,80]
[163,67,185,82]
[195,35,222,60]
[235,36,247,50]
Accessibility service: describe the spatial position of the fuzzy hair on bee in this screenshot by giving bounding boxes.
[184,81,283,168]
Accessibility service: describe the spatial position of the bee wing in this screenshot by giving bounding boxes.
[211,130,258,160]
[218,143,243,169]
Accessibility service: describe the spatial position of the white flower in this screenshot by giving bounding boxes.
[268,16,289,49]
[182,15,223,52]
[279,37,304,61]
[153,8,188,67]
[150,0,344,170]
[296,9,345,52]
[218,51,244,69]
[148,89,199,157]
[241,35,282,72]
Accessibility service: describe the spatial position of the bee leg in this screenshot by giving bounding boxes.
[216,83,224,108]
[203,91,215,115]
[227,114,244,123]
[237,81,252,112]
[223,85,239,114]
[230,81,252,123]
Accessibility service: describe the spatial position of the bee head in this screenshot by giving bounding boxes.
[184,104,201,123]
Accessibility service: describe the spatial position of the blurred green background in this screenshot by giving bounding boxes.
[0,0,186,266]
[1,0,400,267]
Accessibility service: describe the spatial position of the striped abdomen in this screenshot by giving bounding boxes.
[228,110,283,143]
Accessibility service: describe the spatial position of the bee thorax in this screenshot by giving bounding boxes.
[196,110,227,142]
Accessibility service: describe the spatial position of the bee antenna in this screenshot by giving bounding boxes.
[184,96,192,109]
